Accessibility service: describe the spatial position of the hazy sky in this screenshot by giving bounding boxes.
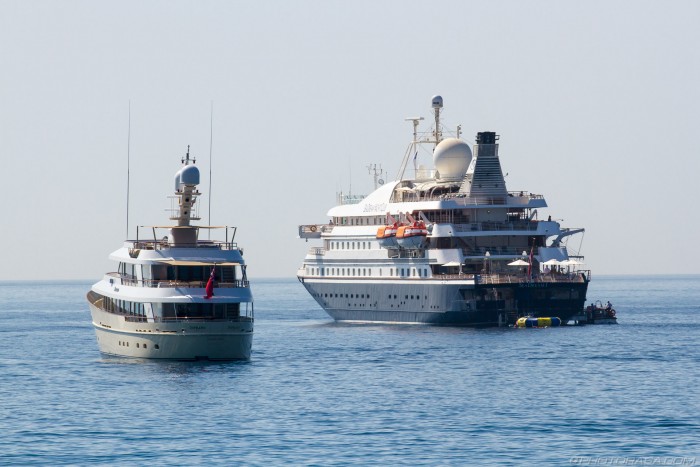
[1,0,698,280]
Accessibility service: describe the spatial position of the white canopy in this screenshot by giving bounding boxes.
[508,259,529,266]
[156,259,240,266]
[442,261,462,267]
[542,259,561,266]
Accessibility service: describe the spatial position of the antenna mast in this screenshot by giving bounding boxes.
[367,164,386,190]
[208,101,213,239]
[432,95,443,148]
[126,100,131,238]
[396,116,423,181]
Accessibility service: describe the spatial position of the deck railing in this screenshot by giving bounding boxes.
[391,191,545,205]
[106,272,249,289]
[129,239,239,252]
[123,315,254,323]
[453,221,540,233]
[475,272,589,285]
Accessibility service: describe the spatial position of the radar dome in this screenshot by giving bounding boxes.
[175,164,200,191]
[433,138,472,181]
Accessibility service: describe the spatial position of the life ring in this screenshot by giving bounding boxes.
[310,225,317,232]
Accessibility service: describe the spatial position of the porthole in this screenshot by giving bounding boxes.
[155,344,160,350]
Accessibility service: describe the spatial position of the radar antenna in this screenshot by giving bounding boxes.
[367,164,386,190]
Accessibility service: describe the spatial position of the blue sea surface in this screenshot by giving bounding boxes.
[0,276,699,465]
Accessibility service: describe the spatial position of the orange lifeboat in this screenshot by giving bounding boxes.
[376,223,399,247]
[396,221,428,249]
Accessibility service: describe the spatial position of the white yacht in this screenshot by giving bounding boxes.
[298,96,589,326]
[87,148,254,359]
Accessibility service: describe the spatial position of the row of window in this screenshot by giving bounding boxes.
[117,262,245,284]
[328,240,374,250]
[100,295,242,319]
[312,292,428,300]
[311,292,371,299]
[118,340,159,350]
[331,210,487,227]
[332,216,385,226]
[305,266,430,278]
[103,296,146,316]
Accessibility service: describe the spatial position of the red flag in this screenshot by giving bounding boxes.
[204,266,215,299]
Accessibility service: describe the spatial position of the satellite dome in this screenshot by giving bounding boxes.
[433,138,472,181]
[431,95,443,108]
[175,164,200,191]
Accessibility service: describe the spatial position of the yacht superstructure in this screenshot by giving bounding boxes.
[87,148,253,359]
[298,96,589,326]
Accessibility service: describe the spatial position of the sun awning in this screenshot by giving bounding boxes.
[142,225,229,229]
[155,259,240,266]
[560,259,584,266]
[442,261,462,267]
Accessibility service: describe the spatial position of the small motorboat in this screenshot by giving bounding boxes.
[584,300,618,324]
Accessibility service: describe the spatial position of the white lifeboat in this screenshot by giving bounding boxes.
[396,220,428,249]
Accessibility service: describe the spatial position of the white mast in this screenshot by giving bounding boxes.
[432,95,443,148]
[367,164,386,190]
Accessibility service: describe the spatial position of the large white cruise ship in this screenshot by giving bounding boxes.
[298,96,589,326]
[87,148,254,359]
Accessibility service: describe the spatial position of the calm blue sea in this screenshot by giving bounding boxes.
[1,276,699,466]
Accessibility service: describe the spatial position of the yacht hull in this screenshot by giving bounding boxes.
[300,277,588,326]
[89,303,253,360]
